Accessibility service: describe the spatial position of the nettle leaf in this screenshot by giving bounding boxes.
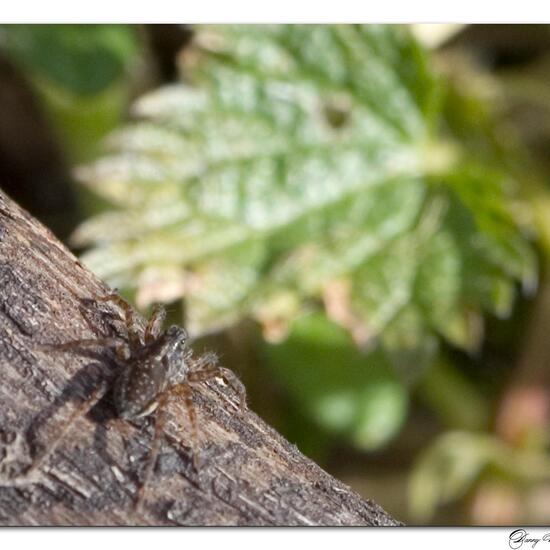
[75,25,536,355]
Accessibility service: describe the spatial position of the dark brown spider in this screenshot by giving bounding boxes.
[23,293,246,513]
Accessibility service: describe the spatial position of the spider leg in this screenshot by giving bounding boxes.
[133,394,169,515]
[169,384,200,471]
[15,382,108,481]
[189,351,219,371]
[95,294,142,351]
[188,363,246,410]
[144,304,166,343]
[38,337,130,361]
[134,383,200,515]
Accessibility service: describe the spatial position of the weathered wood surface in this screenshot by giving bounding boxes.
[0,189,401,526]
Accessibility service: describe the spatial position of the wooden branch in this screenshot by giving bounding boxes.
[0,189,401,526]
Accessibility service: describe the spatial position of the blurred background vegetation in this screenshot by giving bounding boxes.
[1,24,550,525]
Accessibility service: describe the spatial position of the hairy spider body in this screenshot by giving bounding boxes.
[26,294,246,515]
[113,326,192,420]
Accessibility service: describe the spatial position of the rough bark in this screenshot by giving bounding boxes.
[0,189,401,526]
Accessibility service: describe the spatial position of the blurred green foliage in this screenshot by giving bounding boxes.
[1,24,137,95]
[409,431,550,521]
[0,25,140,161]
[264,313,408,450]
[69,25,538,470]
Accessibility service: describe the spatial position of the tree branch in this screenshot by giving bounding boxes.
[0,189,401,526]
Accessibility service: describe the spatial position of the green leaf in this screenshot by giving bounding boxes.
[262,313,408,450]
[0,25,141,162]
[74,24,536,356]
[0,25,138,96]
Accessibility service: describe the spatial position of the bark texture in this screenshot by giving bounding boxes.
[0,189,401,526]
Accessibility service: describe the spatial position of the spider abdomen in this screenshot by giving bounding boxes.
[113,358,168,420]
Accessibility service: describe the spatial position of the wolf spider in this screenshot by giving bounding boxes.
[25,293,246,513]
